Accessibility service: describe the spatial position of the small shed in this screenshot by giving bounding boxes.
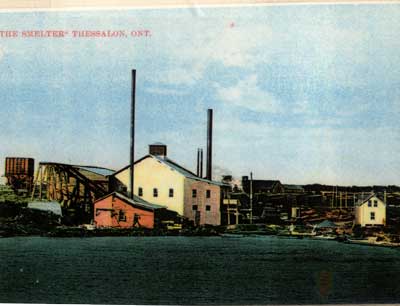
[313,220,338,234]
[315,220,337,229]
[94,192,166,229]
[28,201,62,216]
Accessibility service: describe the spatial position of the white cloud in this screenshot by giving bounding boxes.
[153,65,205,86]
[207,23,273,68]
[213,112,400,185]
[215,74,281,113]
[145,21,273,87]
[292,100,315,115]
[145,86,187,96]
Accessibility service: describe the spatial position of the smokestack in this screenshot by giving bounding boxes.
[130,69,136,199]
[200,149,203,178]
[197,148,204,178]
[196,149,200,176]
[206,109,213,180]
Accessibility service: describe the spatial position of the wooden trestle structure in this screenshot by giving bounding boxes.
[31,162,114,224]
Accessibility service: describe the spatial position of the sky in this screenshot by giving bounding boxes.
[0,4,400,186]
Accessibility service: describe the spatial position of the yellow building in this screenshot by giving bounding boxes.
[355,193,386,227]
[110,144,225,226]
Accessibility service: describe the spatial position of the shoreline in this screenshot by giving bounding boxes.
[2,226,400,249]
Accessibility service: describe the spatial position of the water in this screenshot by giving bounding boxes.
[1,236,400,304]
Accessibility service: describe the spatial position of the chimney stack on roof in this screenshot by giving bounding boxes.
[149,143,167,157]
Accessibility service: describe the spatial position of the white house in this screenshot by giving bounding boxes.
[355,193,386,227]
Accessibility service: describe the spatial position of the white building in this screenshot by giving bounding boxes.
[355,193,386,227]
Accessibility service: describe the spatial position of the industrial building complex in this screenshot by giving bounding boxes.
[2,69,400,246]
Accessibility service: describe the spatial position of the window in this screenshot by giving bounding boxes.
[192,189,197,198]
[206,205,211,211]
[153,188,158,197]
[138,187,143,197]
[374,200,378,207]
[169,188,174,198]
[192,205,198,211]
[206,190,211,198]
[370,212,375,220]
[118,210,126,222]
[368,200,372,207]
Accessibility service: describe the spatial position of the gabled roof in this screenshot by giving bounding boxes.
[112,155,228,186]
[244,180,282,191]
[95,191,166,211]
[283,184,304,191]
[356,193,385,206]
[257,180,280,187]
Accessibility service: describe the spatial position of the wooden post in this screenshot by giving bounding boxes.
[39,165,43,200]
[227,197,231,226]
[236,204,239,225]
[31,166,40,201]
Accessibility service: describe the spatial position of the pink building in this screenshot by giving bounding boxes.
[183,179,221,226]
[94,192,166,229]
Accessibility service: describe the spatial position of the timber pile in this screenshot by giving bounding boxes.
[0,184,60,237]
[0,184,29,204]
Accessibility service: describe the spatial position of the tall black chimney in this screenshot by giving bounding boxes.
[196,148,200,176]
[130,70,136,199]
[200,149,203,178]
[206,109,213,180]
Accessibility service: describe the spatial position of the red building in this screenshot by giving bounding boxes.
[94,192,166,229]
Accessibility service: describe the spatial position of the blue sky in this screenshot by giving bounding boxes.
[0,4,400,185]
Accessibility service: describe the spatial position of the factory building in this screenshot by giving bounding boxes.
[31,162,115,224]
[94,192,167,229]
[242,177,285,194]
[109,143,225,226]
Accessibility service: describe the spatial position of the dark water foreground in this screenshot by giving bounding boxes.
[1,236,400,304]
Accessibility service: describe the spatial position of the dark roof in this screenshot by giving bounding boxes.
[243,179,281,190]
[150,142,166,146]
[256,180,280,188]
[95,192,166,211]
[257,180,279,186]
[112,155,228,186]
[356,193,385,206]
[283,184,304,191]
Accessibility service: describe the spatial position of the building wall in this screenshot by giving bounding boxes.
[183,178,221,226]
[355,196,386,227]
[114,157,186,215]
[94,195,155,229]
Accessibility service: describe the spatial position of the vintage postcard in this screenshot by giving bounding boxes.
[1,1,400,305]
